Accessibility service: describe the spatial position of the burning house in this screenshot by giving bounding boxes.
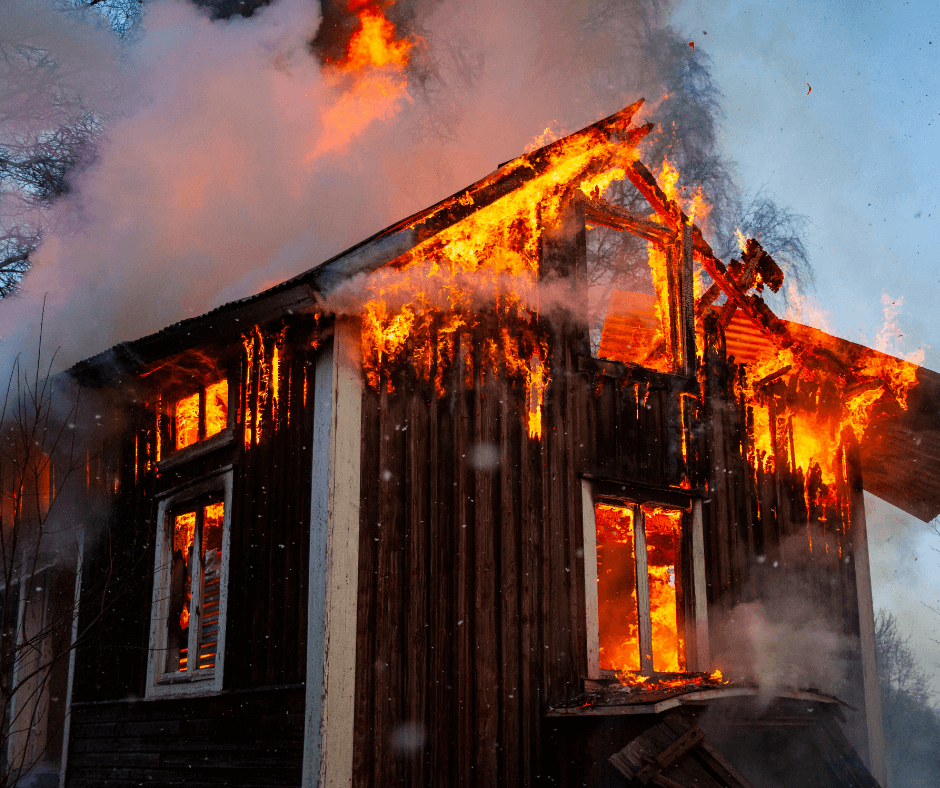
[51,98,940,787]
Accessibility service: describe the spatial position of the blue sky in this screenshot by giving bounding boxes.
[669,0,940,689]
[672,0,940,362]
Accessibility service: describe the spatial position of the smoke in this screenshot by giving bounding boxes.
[709,565,853,701]
[0,0,676,377]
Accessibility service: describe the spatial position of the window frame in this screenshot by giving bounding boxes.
[581,478,709,680]
[157,376,234,470]
[146,467,234,698]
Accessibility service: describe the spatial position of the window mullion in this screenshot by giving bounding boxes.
[198,389,207,442]
[187,508,203,677]
[634,505,653,674]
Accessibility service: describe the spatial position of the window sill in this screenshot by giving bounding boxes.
[148,672,221,699]
[157,428,235,471]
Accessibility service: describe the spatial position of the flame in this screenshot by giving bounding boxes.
[342,7,412,70]
[307,2,413,160]
[742,320,922,496]
[175,393,200,450]
[595,504,640,672]
[735,227,747,253]
[205,380,228,438]
[614,668,729,691]
[361,120,641,438]
[658,157,679,201]
[595,503,683,676]
[644,507,683,674]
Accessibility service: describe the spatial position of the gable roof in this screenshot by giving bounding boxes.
[65,101,940,523]
[69,99,652,386]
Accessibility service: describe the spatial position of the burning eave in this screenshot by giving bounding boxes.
[67,100,653,388]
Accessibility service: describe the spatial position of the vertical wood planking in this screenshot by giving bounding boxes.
[498,386,522,787]
[404,391,430,787]
[473,376,500,785]
[352,386,379,787]
[373,385,406,788]
[519,388,541,787]
[427,389,455,786]
[453,347,474,786]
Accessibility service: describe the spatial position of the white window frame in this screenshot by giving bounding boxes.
[146,466,234,698]
[582,480,709,679]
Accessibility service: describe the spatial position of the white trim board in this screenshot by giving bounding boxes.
[303,319,363,788]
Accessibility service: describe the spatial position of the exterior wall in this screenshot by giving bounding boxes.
[66,686,304,787]
[65,317,318,787]
[348,307,878,786]
[699,317,876,769]
[351,332,588,787]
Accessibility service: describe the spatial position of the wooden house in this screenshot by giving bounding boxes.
[55,100,940,788]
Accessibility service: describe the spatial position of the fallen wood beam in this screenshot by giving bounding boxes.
[581,197,675,245]
[636,726,705,782]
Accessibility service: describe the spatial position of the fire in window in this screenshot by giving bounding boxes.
[594,502,684,674]
[164,500,225,676]
[172,379,229,452]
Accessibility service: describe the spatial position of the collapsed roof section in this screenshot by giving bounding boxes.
[67,100,940,521]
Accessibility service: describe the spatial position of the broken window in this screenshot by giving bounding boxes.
[168,379,229,454]
[148,473,232,696]
[583,486,700,678]
[583,189,696,376]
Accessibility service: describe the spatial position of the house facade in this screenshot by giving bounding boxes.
[54,101,938,787]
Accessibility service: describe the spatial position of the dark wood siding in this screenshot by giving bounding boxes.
[352,327,591,788]
[68,317,317,786]
[65,686,304,787]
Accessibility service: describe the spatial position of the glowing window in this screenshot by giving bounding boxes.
[171,379,229,452]
[163,501,226,677]
[593,500,685,675]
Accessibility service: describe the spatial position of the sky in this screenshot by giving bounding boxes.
[669,0,940,691]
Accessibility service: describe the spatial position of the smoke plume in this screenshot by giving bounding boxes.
[0,0,674,376]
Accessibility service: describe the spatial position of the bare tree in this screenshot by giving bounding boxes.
[0,326,85,788]
[0,0,117,296]
[875,610,940,788]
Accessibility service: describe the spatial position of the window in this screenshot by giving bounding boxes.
[582,481,709,678]
[162,379,230,457]
[583,196,696,376]
[147,470,233,696]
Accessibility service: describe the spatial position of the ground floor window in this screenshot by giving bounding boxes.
[582,480,708,678]
[147,469,232,697]
[594,502,684,673]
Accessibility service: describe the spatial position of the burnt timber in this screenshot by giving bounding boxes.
[55,101,940,788]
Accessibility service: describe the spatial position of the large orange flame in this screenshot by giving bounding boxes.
[741,313,922,496]
[360,121,644,438]
[307,2,413,160]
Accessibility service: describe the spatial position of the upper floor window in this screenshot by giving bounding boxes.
[583,191,696,376]
[172,380,229,452]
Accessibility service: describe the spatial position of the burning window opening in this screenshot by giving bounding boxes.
[165,501,224,676]
[584,157,706,376]
[595,502,684,681]
[165,379,229,456]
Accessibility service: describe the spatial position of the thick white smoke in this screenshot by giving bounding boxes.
[0,0,667,375]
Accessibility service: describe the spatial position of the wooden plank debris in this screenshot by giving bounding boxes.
[609,713,756,788]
